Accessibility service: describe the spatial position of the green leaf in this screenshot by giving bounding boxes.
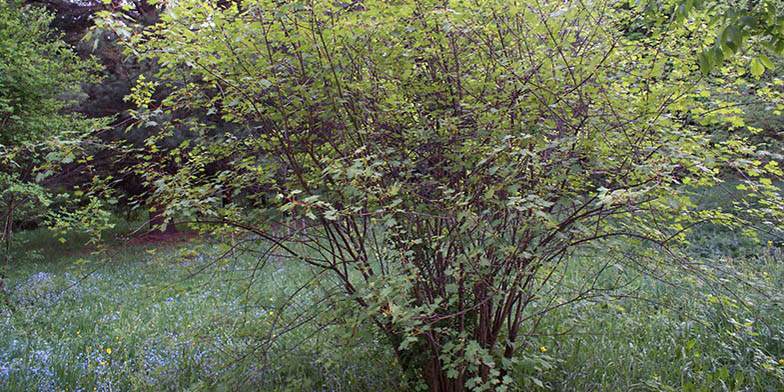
[324,209,338,220]
[698,52,712,75]
[759,54,775,70]
[750,58,765,77]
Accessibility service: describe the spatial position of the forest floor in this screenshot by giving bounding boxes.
[1,218,784,391]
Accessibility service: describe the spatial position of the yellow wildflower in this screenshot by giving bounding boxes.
[539,346,547,353]
[779,359,784,365]
[106,348,112,354]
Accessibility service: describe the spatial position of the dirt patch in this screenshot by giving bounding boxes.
[122,230,200,247]
[72,231,204,259]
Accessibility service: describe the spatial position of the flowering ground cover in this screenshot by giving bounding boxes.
[0,231,400,391]
[1,226,783,391]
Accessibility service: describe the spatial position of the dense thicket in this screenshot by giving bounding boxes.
[0,0,103,292]
[2,0,782,389]
[90,0,784,390]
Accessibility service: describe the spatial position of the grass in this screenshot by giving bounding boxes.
[1,220,783,391]
[1,228,400,392]
[525,247,784,391]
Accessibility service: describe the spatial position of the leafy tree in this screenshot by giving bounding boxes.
[0,0,103,292]
[638,0,784,75]
[30,0,175,232]
[33,0,251,234]
[102,0,784,390]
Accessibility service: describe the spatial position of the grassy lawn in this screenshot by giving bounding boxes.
[1,224,783,391]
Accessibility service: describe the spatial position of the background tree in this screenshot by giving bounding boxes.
[35,0,255,235]
[26,0,190,234]
[638,0,784,75]
[0,0,103,293]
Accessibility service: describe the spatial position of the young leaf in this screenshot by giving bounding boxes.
[759,54,775,70]
[750,58,765,77]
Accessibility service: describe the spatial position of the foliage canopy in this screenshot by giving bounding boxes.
[0,0,103,290]
[97,0,784,390]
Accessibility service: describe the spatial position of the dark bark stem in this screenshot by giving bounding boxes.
[1,196,15,310]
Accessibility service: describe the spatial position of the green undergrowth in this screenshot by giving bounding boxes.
[1,225,783,391]
[1,229,399,392]
[522,246,784,391]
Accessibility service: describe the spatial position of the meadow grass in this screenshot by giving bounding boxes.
[521,245,784,391]
[0,228,399,392]
[1,222,783,391]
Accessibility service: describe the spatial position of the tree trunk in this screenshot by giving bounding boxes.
[1,197,15,310]
[421,356,465,392]
[392,335,467,392]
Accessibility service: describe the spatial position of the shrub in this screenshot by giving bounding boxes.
[99,0,784,390]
